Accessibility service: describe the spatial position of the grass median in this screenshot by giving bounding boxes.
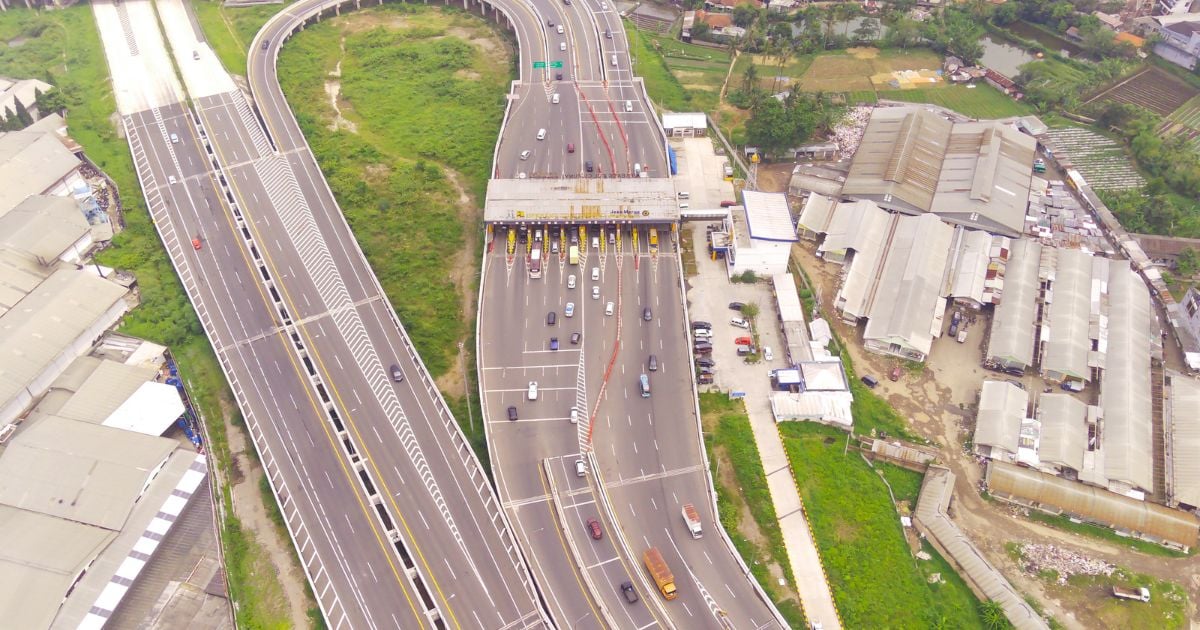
[191,0,293,75]
[0,6,298,627]
[275,4,514,460]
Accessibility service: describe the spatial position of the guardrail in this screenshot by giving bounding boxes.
[543,459,620,628]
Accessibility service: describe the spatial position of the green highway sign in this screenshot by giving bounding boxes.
[533,61,546,68]
[550,61,564,68]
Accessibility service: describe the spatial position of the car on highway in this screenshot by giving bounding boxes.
[262,39,269,50]
[546,18,553,26]
[648,355,658,371]
[192,50,200,60]
[586,518,603,540]
[591,267,600,280]
[170,132,179,144]
[552,93,560,104]
[559,42,566,51]
[620,581,638,604]
[518,172,527,179]
[729,301,745,311]
[605,29,613,39]
[643,307,652,321]
[557,24,564,34]
[556,71,563,80]
[550,337,559,350]
[567,143,575,153]
[567,274,576,289]
[605,301,614,316]
[585,160,593,173]
[390,364,404,382]
[592,286,600,300]
[730,317,750,329]
[168,175,178,185]
[192,234,202,250]
[507,406,518,421]
[691,320,712,330]
[551,240,559,254]
[528,381,539,400]
[537,128,546,140]
[570,332,581,344]
[520,150,531,160]
[575,459,585,477]
[570,407,579,423]
[547,311,556,326]
[565,302,575,317]
[624,100,633,112]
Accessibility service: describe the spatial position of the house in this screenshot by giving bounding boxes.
[1065,26,1082,41]
[696,11,746,40]
[1148,16,1200,70]
[703,0,761,12]
[1093,11,1122,31]
[1158,0,1198,15]
[766,0,798,13]
[984,68,1019,96]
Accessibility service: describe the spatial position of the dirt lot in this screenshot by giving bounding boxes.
[791,242,1200,628]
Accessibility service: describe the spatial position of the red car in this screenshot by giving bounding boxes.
[192,235,202,250]
[567,142,575,153]
[586,518,603,540]
[734,336,752,346]
[719,200,737,207]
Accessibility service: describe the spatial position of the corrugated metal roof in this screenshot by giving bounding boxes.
[987,239,1041,368]
[0,414,178,531]
[0,195,89,263]
[661,112,707,129]
[951,229,993,304]
[797,193,836,233]
[0,130,80,216]
[975,381,1028,454]
[987,461,1199,548]
[741,191,796,242]
[772,273,805,323]
[843,108,950,213]
[1101,265,1154,491]
[1037,393,1086,472]
[1171,372,1200,508]
[862,213,954,358]
[1043,248,1093,380]
[56,359,160,425]
[916,466,1050,630]
[0,270,129,412]
[0,248,53,316]
[825,201,894,320]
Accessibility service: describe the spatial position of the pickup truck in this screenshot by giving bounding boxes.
[1112,586,1150,602]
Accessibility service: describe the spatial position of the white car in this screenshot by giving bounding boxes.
[552,93,560,104]
[764,346,774,361]
[557,24,564,34]
[730,318,750,329]
[570,407,579,424]
[605,301,614,316]
[567,274,576,289]
[520,149,531,161]
[592,286,600,300]
[693,328,712,339]
[528,381,539,401]
[591,267,600,280]
[560,42,567,51]
[565,302,575,317]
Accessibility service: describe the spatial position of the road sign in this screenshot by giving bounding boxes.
[533,61,546,68]
[550,61,563,68]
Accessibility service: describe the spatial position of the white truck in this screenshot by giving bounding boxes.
[681,503,702,539]
[1112,585,1150,602]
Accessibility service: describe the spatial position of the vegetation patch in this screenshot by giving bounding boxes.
[276,4,513,459]
[191,0,293,74]
[779,422,986,629]
[879,84,1033,119]
[624,21,729,113]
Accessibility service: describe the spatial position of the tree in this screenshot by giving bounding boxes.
[741,301,761,321]
[35,87,67,116]
[745,97,793,153]
[886,17,922,52]
[742,62,759,92]
[733,4,759,28]
[979,600,1011,630]
[992,1,1020,25]
[853,17,879,42]
[12,97,33,128]
[1177,247,1199,278]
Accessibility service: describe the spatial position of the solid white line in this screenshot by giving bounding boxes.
[586,556,621,569]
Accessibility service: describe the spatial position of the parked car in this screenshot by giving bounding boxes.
[693,328,712,339]
[890,366,902,381]
[570,332,581,344]
[587,518,603,540]
[695,357,716,368]
[730,318,750,329]
[861,375,879,388]
[691,321,712,330]
[719,200,736,207]
[550,337,559,351]
[528,381,539,400]
[507,406,518,421]
[734,336,752,346]
[763,346,774,361]
[697,374,714,385]
[728,301,745,311]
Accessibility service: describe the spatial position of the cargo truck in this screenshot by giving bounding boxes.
[643,548,677,600]
[1112,586,1150,602]
[569,245,579,265]
[530,242,543,279]
[681,503,702,539]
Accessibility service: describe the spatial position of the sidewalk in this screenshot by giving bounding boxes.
[684,220,842,630]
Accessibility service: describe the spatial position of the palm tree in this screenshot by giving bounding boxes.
[979,600,1011,630]
[742,63,759,93]
[772,41,793,94]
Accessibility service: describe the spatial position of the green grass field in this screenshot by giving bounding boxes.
[879,84,1034,119]
[780,423,987,629]
[0,6,300,627]
[625,20,729,113]
[700,393,806,628]
[191,0,292,75]
[277,4,513,460]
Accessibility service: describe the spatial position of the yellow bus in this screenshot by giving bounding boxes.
[648,228,658,248]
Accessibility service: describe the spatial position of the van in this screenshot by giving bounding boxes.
[575,459,586,477]
[678,203,689,209]
[611,55,618,67]
[552,93,560,104]
[861,375,879,389]
[537,128,547,140]
[605,301,614,316]
[639,374,650,398]
[624,100,633,112]
[591,267,600,281]
[560,42,567,51]
[677,191,689,199]
[567,274,576,289]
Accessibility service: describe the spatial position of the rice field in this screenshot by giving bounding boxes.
[1042,126,1145,191]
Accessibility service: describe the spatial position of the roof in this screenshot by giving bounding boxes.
[103,381,185,436]
[741,191,796,242]
[1101,265,1154,491]
[916,466,1050,630]
[798,360,849,391]
[0,270,129,417]
[698,10,733,27]
[54,359,160,424]
[842,107,1035,237]
[824,201,893,320]
[0,248,53,315]
[0,195,89,263]
[1171,372,1200,507]
[770,391,853,428]
[661,112,707,130]
[1036,393,1087,471]
[0,129,80,214]
[797,193,835,233]
[772,273,806,322]
[987,461,1199,549]
[950,229,993,304]
[1042,248,1093,380]
[0,414,177,530]
[1132,233,1200,258]
[975,381,1029,454]
[0,77,51,122]
[988,239,1041,368]
[862,214,954,357]
[484,177,678,223]
[1115,32,1145,47]
[1166,20,1200,35]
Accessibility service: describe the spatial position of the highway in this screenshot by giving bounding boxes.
[100,0,547,627]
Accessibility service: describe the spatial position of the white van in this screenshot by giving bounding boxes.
[679,203,689,209]
[536,128,547,140]
[611,54,617,67]
[575,459,586,477]
[591,267,600,280]
[552,93,560,104]
[560,42,567,51]
[624,100,633,112]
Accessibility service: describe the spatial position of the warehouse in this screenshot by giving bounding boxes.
[1100,265,1155,494]
[1169,372,1200,509]
[0,195,92,266]
[842,107,1037,238]
[1040,248,1094,384]
[985,239,1042,373]
[973,380,1029,462]
[724,191,796,278]
[0,128,85,215]
[1034,393,1087,475]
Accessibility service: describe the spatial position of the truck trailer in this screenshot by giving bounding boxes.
[1112,586,1150,602]
[681,503,702,539]
[643,548,677,600]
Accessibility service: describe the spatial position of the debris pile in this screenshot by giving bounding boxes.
[830,106,873,156]
[1019,542,1114,585]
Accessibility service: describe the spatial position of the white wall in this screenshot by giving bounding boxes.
[728,239,791,278]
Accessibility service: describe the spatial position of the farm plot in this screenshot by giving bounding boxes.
[1085,66,1197,116]
[1163,94,1200,152]
[1043,126,1145,191]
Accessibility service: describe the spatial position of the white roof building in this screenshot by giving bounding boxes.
[973,381,1029,461]
[823,200,892,319]
[1100,265,1154,493]
[773,273,814,364]
[0,129,84,215]
[987,239,1042,371]
[661,112,708,136]
[1036,393,1087,473]
[1170,371,1200,508]
[1042,248,1094,383]
[0,77,52,121]
[949,229,993,307]
[796,192,836,238]
[0,195,92,266]
[726,191,796,278]
[862,214,954,361]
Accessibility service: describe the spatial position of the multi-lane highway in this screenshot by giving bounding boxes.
[101,0,546,627]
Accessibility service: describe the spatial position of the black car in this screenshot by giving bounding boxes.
[570,332,581,344]
[690,320,712,330]
[546,18,554,26]
[643,307,652,321]
[697,374,714,385]
[729,301,745,311]
[620,581,638,604]
[547,311,556,326]
[696,357,716,368]
[555,72,563,81]
[507,406,518,421]
[648,355,658,371]
[585,160,594,173]
[390,364,404,383]
[261,39,270,50]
